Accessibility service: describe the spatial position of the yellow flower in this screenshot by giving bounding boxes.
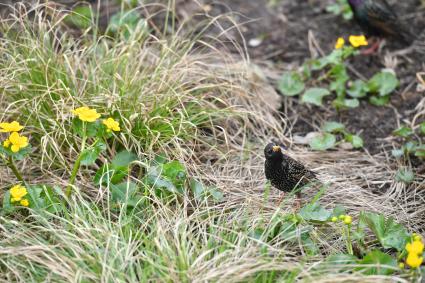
[406,253,423,269]
[349,35,368,48]
[3,139,11,148]
[406,240,424,255]
[335,37,345,49]
[72,107,100,123]
[339,215,346,220]
[331,216,338,222]
[103,118,120,132]
[0,121,24,133]
[10,184,28,203]
[8,132,29,153]
[20,199,29,207]
[344,215,352,225]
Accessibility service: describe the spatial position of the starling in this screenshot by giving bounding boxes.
[347,0,414,45]
[264,143,317,206]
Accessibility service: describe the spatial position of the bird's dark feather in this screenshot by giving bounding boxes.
[264,150,317,194]
[348,0,414,44]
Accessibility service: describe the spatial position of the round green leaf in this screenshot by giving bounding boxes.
[367,71,399,96]
[369,95,390,106]
[302,88,331,106]
[395,168,415,184]
[345,134,364,148]
[322,121,345,133]
[392,126,413,138]
[332,98,359,109]
[309,133,336,151]
[278,72,305,96]
[64,6,94,29]
[347,80,368,98]
[419,122,425,135]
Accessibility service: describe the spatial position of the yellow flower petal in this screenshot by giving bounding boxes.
[8,132,29,152]
[406,253,423,269]
[20,199,29,207]
[344,215,352,225]
[3,139,10,148]
[335,37,345,49]
[349,35,368,48]
[103,118,120,132]
[0,121,24,132]
[10,185,28,202]
[72,106,100,123]
[406,240,424,255]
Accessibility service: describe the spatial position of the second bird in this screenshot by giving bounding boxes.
[347,0,414,44]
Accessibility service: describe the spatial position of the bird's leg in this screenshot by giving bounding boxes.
[361,37,382,55]
[294,192,302,211]
[277,192,286,205]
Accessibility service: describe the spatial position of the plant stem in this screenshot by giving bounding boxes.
[7,156,25,184]
[345,225,353,255]
[65,135,87,198]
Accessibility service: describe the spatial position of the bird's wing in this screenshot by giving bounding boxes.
[366,0,400,36]
[285,156,316,183]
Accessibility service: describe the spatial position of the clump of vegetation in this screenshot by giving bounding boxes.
[391,123,425,184]
[309,121,363,151]
[279,35,399,111]
[326,0,353,20]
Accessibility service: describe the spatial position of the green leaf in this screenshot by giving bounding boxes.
[345,134,364,148]
[357,250,397,275]
[369,95,390,106]
[64,6,94,29]
[395,168,415,184]
[331,205,347,218]
[367,71,399,96]
[359,212,410,251]
[322,121,345,133]
[309,133,336,151]
[332,98,359,109]
[2,191,14,213]
[162,161,186,184]
[108,10,148,39]
[27,186,43,210]
[392,126,413,138]
[278,72,305,96]
[402,141,417,154]
[111,150,138,168]
[80,142,106,166]
[420,122,425,135]
[347,80,368,98]
[191,179,206,201]
[209,187,224,202]
[310,49,344,71]
[330,64,349,96]
[110,182,138,202]
[391,149,404,158]
[414,145,425,158]
[299,203,332,222]
[94,164,128,186]
[301,88,331,106]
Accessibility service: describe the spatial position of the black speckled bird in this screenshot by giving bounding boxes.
[348,0,414,46]
[264,143,317,206]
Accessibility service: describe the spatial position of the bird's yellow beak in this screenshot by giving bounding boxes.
[272,145,281,152]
